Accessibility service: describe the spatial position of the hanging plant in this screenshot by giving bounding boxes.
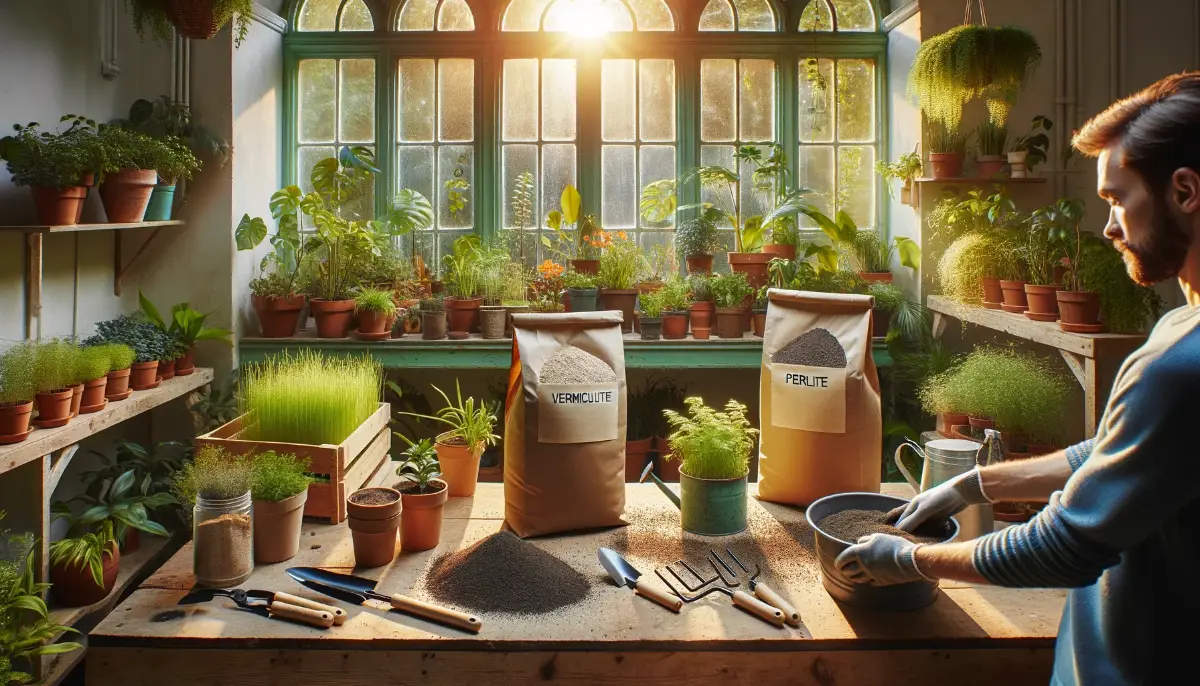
[126,0,253,47]
[908,2,1042,132]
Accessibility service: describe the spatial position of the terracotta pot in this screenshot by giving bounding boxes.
[599,289,638,333]
[626,438,653,483]
[936,412,969,438]
[436,435,483,497]
[739,300,752,332]
[976,155,1006,179]
[252,294,305,338]
[357,308,392,335]
[761,244,796,261]
[400,480,449,552]
[254,491,308,564]
[661,312,689,340]
[0,401,34,444]
[859,272,893,284]
[653,436,680,482]
[157,359,176,381]
[68,383,84,417]
[121,528,140,553]
[310,298,355,338]
[639,317,663,340]
[130,361,159,391]
[99,169,157,223]
[727,252,773,289]
[1025,284,1063,321]
[1057,291,1102,326]
[981,277,1004,307]
[51,543,119,607]
[686,254,714,275]
[715,307,744,339]
[80,378,108,412]
[929,152,965,179]
[968,416,995,430]
[689,301,715,330]
[999,280,1030,312]
[106,367,132,400]
[571,259,600,275]
[347,487,402,568]
[480,306,507,339]
[422,310,447,340]
[445,296,483,335]
[35,388,73,423]
[174,346,196,375]
[31,185,88,226]
[752,311,767,338]
[637,281,664,295]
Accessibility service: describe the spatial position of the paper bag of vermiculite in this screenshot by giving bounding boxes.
[505,311,627,538]
[757,290,882,506]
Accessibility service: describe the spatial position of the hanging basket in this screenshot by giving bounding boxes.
[160,0,224,40]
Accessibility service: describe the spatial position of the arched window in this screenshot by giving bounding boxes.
[397,0,475,31]
[503,0,673,32]
[296,0,375,31]
[799,0,876,32]
[699,0,776,32]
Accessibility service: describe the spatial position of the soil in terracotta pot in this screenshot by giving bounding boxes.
[350,488,400,506]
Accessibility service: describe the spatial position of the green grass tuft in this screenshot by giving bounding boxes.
[173,446,252,505]
[355,287,398,315]
[31,339,80,393]
[74,346,112,384]
[250,451,314,503]
[0,342,39,404]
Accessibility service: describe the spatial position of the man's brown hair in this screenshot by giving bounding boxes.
[1073,72,1200,194]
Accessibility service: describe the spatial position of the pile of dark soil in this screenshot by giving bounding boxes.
[818,509,952,544]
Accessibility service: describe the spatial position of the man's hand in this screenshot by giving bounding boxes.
[887,468,989,532]
[833,534,928,586]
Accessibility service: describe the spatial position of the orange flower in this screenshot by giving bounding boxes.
[537,260,564,279]
[617,231,628,241]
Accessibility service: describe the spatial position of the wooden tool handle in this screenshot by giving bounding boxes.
[390,594,483,633]
[274,592,348,626]
[753,583,801,627]
[268,601,335,629]
[732,590,785,627]
[634,577,682,613]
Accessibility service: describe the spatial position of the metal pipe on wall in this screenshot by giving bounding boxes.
[1055,0,1068,199]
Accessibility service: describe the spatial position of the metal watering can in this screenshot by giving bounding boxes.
[639,463,748,536]
[894,432,1000,540]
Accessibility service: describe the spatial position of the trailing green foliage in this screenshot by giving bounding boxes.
[152,136,201,185]
[394,436,442,494]
[0,343,39,405]
[173,446,252,506]
[125,0,253,48]
[250,451,314,503]
[0,116,103,188]
[876,151,923,198]
[240,350,382,446]
[399,381,500,450]
[663,397,758,480]
[74,346,112,384]
[48,520,115,590]
[84,314,171,363]
[710,272,754,308]
[355,287,398,315]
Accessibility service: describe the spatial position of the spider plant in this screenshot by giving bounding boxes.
[398,381,499,450]
[48,520,116,590]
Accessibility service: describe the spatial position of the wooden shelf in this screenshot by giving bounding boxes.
[0,369,214,477]
[914,177,1048,185]
[0,220,184,234]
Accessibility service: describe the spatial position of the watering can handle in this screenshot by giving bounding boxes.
[893,440,924,492]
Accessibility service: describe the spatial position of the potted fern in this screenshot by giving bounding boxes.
[393,436,448,552]
[398,382,499,498]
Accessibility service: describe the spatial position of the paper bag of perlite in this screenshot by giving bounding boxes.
[757,290,881,505]
[505,311,627,538]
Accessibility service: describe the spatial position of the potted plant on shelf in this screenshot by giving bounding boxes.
[763,221,799,261]
[659,278,691,340]
[84,314,171,391]
[975,121,1009,179]
[543,184,601,274]
[97,126,169,223]
[596,231,646,333]
[1045,199,1104,331]
[57,467,175,554]
[532,260,565,313]
[138,293,233,375]
[477,246,509,340]
[141,136,200,221]
[927,123,969,179]
[687,274,715,340]
[354,287,398,340]
[0,342,38,444]
[47,520,119,608]
[500,263,531,336]
[443,235,484,339]
[79,439,188,535]
[674,211,721,275]
[399,381,499,498]
[250,451,313,564]
[25,340,77,429]
[1009,116,1053,178]
[937,230,1021,308]
[1023,203,1066,321]
[711,272,753,340]
[236,204,309,339]
[93,343,136,402]
[563,270,600,313]
[638,290,667,341]
[420,296,447,340]
[920,371,970,438]
[125,0,254,45]
[876,150,923,206]
[687,164,770,287]
[393,436,448,552]
[1081,242,1162,334]
[751,287,769,338]
[0,116,103,226]
[852,230,921,283]
[74,345,112,414]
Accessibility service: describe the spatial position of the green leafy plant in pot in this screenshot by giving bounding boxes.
[139,292,233,375]
[637,289,668,341]
[658,277,692,340]
[442,235,485,337]
[687,274,715,339]
[936,230,1021,306]
[975,121,1009,178]
[642,397,758,536]
[250,451,314,564]
[852,230,921,283]
[710,272,754,339]
[29,340,81,427]
[876,150,923,205]
[562,270,600,312]
[1023,201,1067,321]
[641,178,721,275]
[926,123,970,179]
[47,519,118,608]
[354,287,398,338]
[1043,198,1105,330]
[88,343,136,402]
[173,446,255,587]
[597,231,647,333]
[420,295,448,340]
[84,314,172,391]
[0,116,103,226]
[398,381,499,498]
[57,466,175,554]
[681,158,771,287]
[97,125,171,223]
[143,135,200,220]
[125,0,254,46]
[73,344,112,414]
[393,436,447,552]
[1009,116,1053,178]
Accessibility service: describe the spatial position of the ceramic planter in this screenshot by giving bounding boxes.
[158,359,176,381]
[68,383,84,417]
[999,280,1030,313]
[752,310,767,338]
[727,252,773,289]
[436,434,483,497]
[80,377,108,413]
[689,301,715,331]
[35,389,73,426]
[347,487,401,568]
[929,152,965,179]
[106,367,132,401]
[661,311,689,340]
[860,272,893,284]
[1024,284,1063,322]
[252,294,305,338]
[761,244,796,261]
[0,401,34,444]
[598,289,638,333]
[310,298,355,338]
[1057,291,1103,331]
[685,254,714,275]
[639,316,663,341]
[567,287,599,312]
[422,310,447,340]
[254,490,308,564]
[51,543,119,607]
[480,306,507,339]
[399,480,449,552]
[571,259,599,275]
[446,296,482,337]
[981,277,1004,308]
[976,155,1006,179]
[144,184,176,221]
[626,438,653,482]
[646,469,748,536]
[175,346,196,375]
[357,309,392,336]
[31,185,88,226]
[130,361,160,391]
[100,169,157,223]
[715,307,744,339]
[1008,151,1030,178]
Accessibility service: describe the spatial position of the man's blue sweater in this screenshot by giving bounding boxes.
[972,305,1200,685]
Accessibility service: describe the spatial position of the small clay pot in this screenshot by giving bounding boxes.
[981,277,1004,308]
[436,434,483,497]
[929,152,965,179]
[715,307,744,339]
[479,306,507,339]
[446,296,483,334]
[31,185,88,226]
[661,312,689,340]
[860,272,893,284]
[99,168,157,223]
[399,480,448,552]
[727,252,773,289]
[68,383,84,417]
[761,244,796,261]
[685,254,714,275]
[1057,290,1102,326]
[639,316,663,340]
[80,377,108,412]
[999,280,1030,313]
[310,298,355,338]
[937,412,969,438]
[357,308,392,335]
[157,359,176,381]
[1024,284,1063,321]
[570,259,599,275]
[129,361,160,391]
[175,346,196,375]
[0,401,34,444]
[35,389,73,423]
[598,289,638,333]
[689,301,715,330]
[254,490,308,564]
[106,367,132,400]
[968,416,995,430]
[422,310,447,340]
[626,438,652,482]
[752,311,767,338]
[347,487,402,568]
[976,155,1006,179]
[51,543,119,607]
[252,294,305,338]
[691,326,711,340]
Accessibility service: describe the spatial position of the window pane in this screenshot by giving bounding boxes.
[640,145,676,226]
[838,145,875,228]
[439,59,474,142]
[741,155,771,221]
[701,59,736,142]
[398,0,436,30]
[545,0,633,32]
[837,59,875,142]
[542,59,577,141]
[700,145,736,227]
[796,146,834,225]
[503,145,538,229]
[298,146,335,194]
[602,145,637,228]
[438,0,475,30]
[833,0,876,31]
[799,58,834,143]
[735,0,775,30]
[339,59,376,143]
[503,59,538,141]
[602,60,636,142]
[699,0,734,31]
[298,0,337,31]
[799,0,833,31]
[398,59,435,143]
[639,59,675,142]
[298,59,335,143]
[339,0,374,31]
[541,144,577,228]
[627,0,674,30]
[503,0,550,30]
[397,146,435,207]
[739,59,775,142]
[439,145,474,229]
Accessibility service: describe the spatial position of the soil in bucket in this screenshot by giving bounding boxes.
[818,509,953,544]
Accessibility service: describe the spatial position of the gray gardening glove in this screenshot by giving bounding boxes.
[887,468,989,533]
[834,534,928,586]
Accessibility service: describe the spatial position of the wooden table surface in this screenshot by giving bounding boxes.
[86,483,1065,685]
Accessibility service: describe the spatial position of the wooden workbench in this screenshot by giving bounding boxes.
[86,483,1064,685]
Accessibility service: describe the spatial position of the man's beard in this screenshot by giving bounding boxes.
[1113,197,1193,286]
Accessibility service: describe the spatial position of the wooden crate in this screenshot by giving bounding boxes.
[196,403,391,523]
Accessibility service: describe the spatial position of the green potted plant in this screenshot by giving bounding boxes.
[659,278,691,340]
[674,211,721,275]
[74,345,112,414]
[476,245,509,339]
[597,230,646,333]
[48,520,118,608]
[0,116,103,226]
[975,121,1009,178]
[689,164,770,286]
[442,235,484,338]
[235,202,311,339]
[173,446,255,586]
[420,296,447,340]
[97,126,168,223]
[1024,203,1066,321]
[112,96,231,204]
[1009,116,1053,178]
[30,340,80,428]
[500,263,531,336]
[750,286,769,338]
[920,368,969,437]
[250,451,314,564]
[84,314,171,391]
[937,230,1020,307]
[0,343,38,444]
[544,184,601,274]
[638,290,667,341]
[138,293,233,375]
[763,221,799,261]
[398,381,499,498]
[80,439,188,528]
[687,274,715,339]
[643,397,758,536]
[143,136,200,220]
[926,123,970,179]
[393,436,448,552]
[125,0,254,45]
[710,272,754,339]
[58,467,175,553]
[354,287,398,339]
[90,343,136,402]
[1081,243,1162,334]
[852,230,921,283]
[875,150,923,206]
[625,380,659,481]
[563,270,600,313]
[1043,199,1104,330]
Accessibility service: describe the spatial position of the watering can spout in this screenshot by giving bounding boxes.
[639,462,681,510]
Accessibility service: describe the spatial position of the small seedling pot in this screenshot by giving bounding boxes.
[0,401,34,444]
[130,361,160,391]
[567,287,599,312]
[357,309,392,335]
[715,307,745,339]
[436,434,483,497]
[598,289,638,333]
[99,168,157,223]
[661,311,689,340]
[310,298,356,338]
[399,480,448,552]
[685,254,714,275]
[106,367,132,400]
[645,467,748,536]
[80,377,108,413]
[68,383,84,417]
[252,294,305,338]
[929,152,965,179]
[52,543,119,608]
[639,316,663,340]
[35,388,74,424]
[347,487,402,568]
[254,490,308,564]
[999,280,1030,313]
[480,306,507,339]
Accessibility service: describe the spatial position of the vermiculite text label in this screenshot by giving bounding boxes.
[550,391,614,404]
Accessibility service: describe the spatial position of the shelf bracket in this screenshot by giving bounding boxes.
[47,444,80,493]
[114,227,165,296]
[1058,350,1087,389]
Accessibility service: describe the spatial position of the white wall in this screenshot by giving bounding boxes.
[885,10,922,301]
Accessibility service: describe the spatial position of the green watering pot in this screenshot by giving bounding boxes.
[640,463,748,536]
[144,184,176,221]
